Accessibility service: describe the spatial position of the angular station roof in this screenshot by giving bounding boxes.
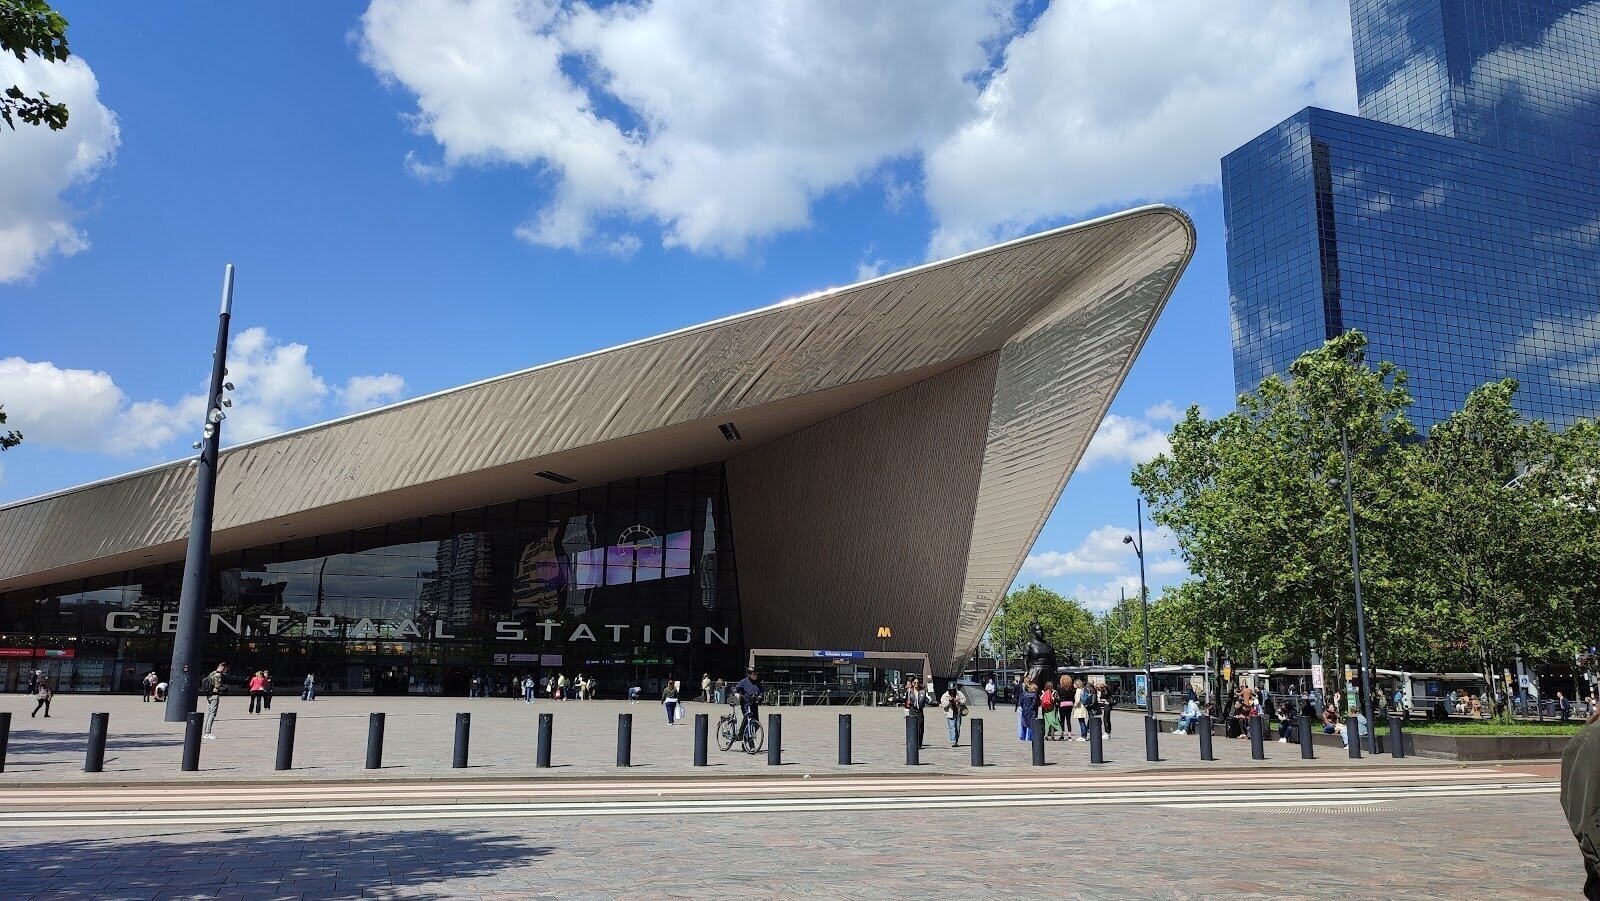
[0,205,1195,672]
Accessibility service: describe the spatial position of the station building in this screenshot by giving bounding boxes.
[0,206,1194,695]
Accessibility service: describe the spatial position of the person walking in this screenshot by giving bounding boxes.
[984,676,997,711]
[142,670,158,702]
[904,676,927,748]
[1560,703,1600,899]
[1057,676,1076,740]
[1011,675,1022,710]
[262,671,274,710]
[202,663,228,738]
[1040,680,1062,740]
[1098,682,1113,735]
[26,669,39,696]
[247,671,266,714]
[1018,680,1039,741]
[662,679,681,724]
[301,673,316,701]
[941,683,968,747]
[557,673,568,701]
[1074,679,1092,739]
[29,676,52,718]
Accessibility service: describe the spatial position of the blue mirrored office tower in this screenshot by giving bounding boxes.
[1224,0,1600,429]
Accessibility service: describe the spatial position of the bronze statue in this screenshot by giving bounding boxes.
[1023,621,1057,690]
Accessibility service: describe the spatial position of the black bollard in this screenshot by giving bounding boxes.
[181,712,203,772]
[537,713,553,768]
[905,715,920,766]
[693,714,709,767]
[1031,716,1046,766]
[366,712,386,769]
[767,713,782,766]
[275,712,296,771]
[1198,715,1216,761]
[1088,715,1104,764]
[1249,715,1266,760]
[1300,717,1316,759]
[0,711,10,773]
[453,712,471,768]
[970,718,984,767]
[1389,712,1406,759]
[1346,716,1362,759]
[838,714,851,766]
[616,713,632,767]
[1144,715,1160,762]
[85,712,109,773]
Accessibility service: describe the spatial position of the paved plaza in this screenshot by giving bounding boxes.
[1,694,1442,783]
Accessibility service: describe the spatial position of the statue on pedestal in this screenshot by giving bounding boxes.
[1023,621,1057,690]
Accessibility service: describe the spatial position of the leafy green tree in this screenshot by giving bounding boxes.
[0,405,17,450]
[985,584,1096,665]
[1,0,71,132]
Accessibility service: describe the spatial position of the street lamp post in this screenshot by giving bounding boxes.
[1123,500,1156,761]
[1335,425,1378,754]
[164,265,237,723]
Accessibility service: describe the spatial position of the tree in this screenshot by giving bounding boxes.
[985,584,1096,665]
[0,405,17,450]
[1,0,71,132]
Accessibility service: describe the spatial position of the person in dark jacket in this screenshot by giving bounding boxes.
[1561,705,1600,899]
[1018,681,1039,741]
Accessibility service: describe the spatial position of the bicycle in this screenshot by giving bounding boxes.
[716,706,764,754]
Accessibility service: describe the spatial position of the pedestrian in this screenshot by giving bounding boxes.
[143,670,158,702]
[1018,680,1039,741]
[1560,702,1600,899]
[1098,682,1112,736]
[1011,675,1022,710]
[470,674,481,699]
[1560,692,1574,724]
[701,673,712,704]
[262,671,273,710]
[26,669,39,695]
[662,679,681,724]
[984,676,996,711]
[940,683,968,747]
[1074,679,1092,739]
[557,673,567,701]
[1040,679,1062,740]
[155,678,168,702]
[248,671,266,714]
[523,675,536,704]
[30,675,52,718]
[907,676,930,748]
[202,662,228,738]
[714,678,726,705]
[302,673,316,701]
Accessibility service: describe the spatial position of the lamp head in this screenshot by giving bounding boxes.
[1122,535,1133,545]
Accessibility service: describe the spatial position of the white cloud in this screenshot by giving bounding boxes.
[1080,402,1182,471]
[0,53,120,282]
[924,0,1356,256]
[1023,522,1185,611]
[0,329,408,454]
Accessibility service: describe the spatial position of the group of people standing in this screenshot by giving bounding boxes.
[899,676,971,748]
[1015,676,1111,742]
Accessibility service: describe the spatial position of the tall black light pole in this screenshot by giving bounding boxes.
[164,265,237,722]
[1336,425,1378,754]
[1124,500,1154,759]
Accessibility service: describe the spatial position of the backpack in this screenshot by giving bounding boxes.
[1040,688,1056,711]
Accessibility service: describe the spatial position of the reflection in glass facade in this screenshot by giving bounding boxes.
[0,464,743,695]
[1226,0,1600,430]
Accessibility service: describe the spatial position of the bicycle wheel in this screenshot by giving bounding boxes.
[717,717,736,751]
[742,721,764,754]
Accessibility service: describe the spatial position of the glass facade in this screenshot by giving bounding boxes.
[0,464,743,696]
[1226,1,1600,430]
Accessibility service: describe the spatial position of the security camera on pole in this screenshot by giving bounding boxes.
[164,265,238,723]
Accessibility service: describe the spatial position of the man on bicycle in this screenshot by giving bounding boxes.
[734,666,764,738]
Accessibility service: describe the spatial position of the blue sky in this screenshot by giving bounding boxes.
[0,1,1361,611]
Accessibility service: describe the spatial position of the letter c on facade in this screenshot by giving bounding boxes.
[106,612,138,633]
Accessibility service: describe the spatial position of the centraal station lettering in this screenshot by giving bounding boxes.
[103,613,730,646]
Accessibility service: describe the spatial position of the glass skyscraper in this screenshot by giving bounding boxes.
[1224,0,1600,429]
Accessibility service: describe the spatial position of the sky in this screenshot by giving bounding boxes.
[0,0,1361,613]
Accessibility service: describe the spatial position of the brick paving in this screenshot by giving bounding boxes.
[0,694,1442,784]
[0,790,1580,899]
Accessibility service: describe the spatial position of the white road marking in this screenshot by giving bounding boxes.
[0,781,1558,828]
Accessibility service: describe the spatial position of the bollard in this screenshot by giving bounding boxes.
[0,711,9,773]
[1144,715,1160,762]
[1031,716,1046,766]
[1300,717,1316,759]
[905,715,920,766]
[838,714,851,766]
[970,718,984,767]
[767,713,782,765]
[181,712,203,772]
[85,712,109,773]
[1198,715,1215,761]
[275,712,296,771]
[1389,712,1406,759]
[1088,715,1104,764]
[1346,716,1362,759]
[453,712,471,768]
[536,713,553,768]
[1249,715,1266,760]
[694,714,709,767]
[366,712,386,769]
[616,713,632,767]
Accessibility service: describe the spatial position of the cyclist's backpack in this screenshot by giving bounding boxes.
[1040,687,1055,711]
